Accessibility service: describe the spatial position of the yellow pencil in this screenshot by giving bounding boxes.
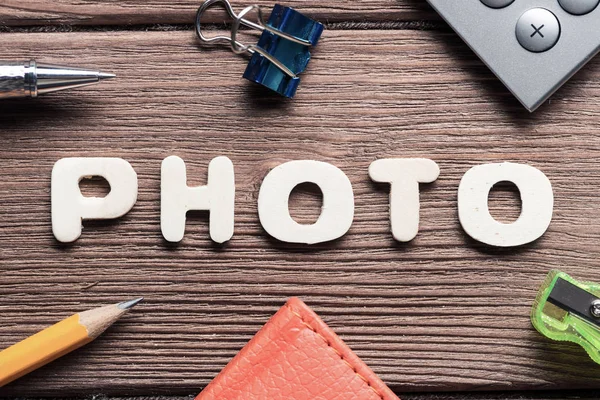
[0,298,143,387]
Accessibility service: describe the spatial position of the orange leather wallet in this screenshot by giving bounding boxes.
[196,297,400,400]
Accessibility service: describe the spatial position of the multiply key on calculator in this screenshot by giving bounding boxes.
[425,0,600,111]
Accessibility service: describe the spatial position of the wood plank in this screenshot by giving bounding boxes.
[0,0,437,26]
[0,29,600,396]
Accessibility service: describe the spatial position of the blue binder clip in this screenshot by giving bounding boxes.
[196,0,323,97]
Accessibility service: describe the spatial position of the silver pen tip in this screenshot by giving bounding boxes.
[97,72,116,80]
[117,297,144,310]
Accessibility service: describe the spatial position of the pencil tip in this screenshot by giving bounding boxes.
[118,297,144,310]
[98,72,116,80]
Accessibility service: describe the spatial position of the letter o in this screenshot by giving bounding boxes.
[258,160,354,244]
[458,162,553,247]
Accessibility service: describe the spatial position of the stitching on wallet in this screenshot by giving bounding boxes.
[285,304,385,400]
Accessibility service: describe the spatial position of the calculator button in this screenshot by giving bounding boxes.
[516,8,561,53]
[480,0,514,8]
[558,0,599,15]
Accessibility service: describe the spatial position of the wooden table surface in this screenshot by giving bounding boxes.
[1,1,600,398]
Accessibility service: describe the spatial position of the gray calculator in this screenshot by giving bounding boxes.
[425,0,600,111]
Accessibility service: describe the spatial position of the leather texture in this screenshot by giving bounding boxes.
[196,297,400,400]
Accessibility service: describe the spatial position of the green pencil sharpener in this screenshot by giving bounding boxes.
[532,270,600,364]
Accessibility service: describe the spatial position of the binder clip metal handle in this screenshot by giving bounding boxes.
[196,0,310,78]
[195,0,324,97]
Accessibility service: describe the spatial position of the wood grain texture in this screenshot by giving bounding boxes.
[0,0,437,26]
[1,28,600,397]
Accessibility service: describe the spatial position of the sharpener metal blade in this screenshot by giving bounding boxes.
[547,277,600,327]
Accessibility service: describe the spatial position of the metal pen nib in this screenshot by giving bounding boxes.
[0,60,115,99]
[35,63,115,96]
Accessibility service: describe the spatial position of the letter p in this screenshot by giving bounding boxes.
[51,158,138,243]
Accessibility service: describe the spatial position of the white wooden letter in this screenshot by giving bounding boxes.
[161,156,235,243]
[258,160,354,244]
[369,158,440,242]
[51,157,138,243]
[458,162,553,247]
